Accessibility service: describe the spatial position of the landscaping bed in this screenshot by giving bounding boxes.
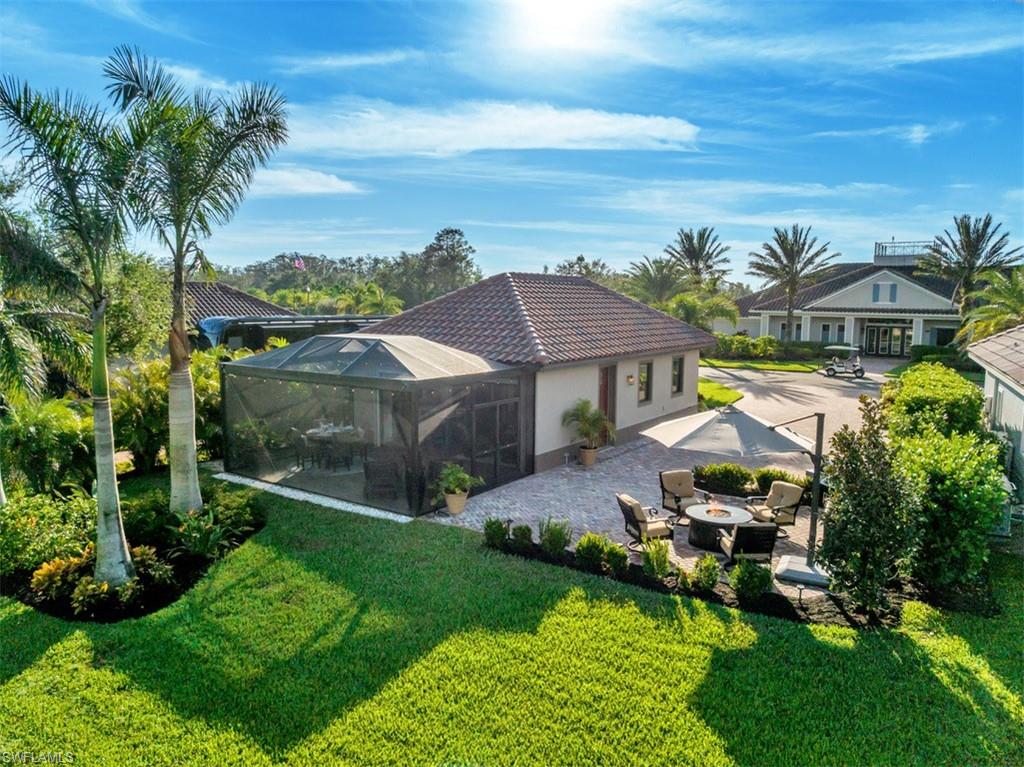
[701,357,821,373]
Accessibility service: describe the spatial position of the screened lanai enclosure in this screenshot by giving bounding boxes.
[221,334,533,515]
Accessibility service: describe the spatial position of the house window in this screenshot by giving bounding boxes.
[821,324,831,343]
[872,283,897,303]
[638,361,652,403]
[781,322,802,341]
[837,324,845,343]
[671,356,685,395]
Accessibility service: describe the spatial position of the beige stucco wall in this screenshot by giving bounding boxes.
[811,272,953,311]
[712,317,760,336]
[534,363,601,458]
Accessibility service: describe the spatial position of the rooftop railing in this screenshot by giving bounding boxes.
[874,240,932,259]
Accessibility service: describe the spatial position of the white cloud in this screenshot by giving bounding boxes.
[287,99,699,157]
[249,167,365,197]
[163,64,241,93]
[84,0,196,41]
[274,49,421,74]
[812,121,964,146]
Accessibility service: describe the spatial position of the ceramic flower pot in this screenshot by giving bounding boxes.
[445,491,469,515]
[579,446,598,468]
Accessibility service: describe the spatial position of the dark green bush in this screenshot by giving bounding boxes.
[509,524,533,554]
[882,363,984,438]
[575,532,610,572]
[0,491,95,577]
[605,542,628,577]
[753,467,810,495]
[206,484,263,539]
[0,398,93,495]
[121,489,174,549]
[910,344,955,362]
[482,517,508,549]
[168,508,232,560]
[694,463,754,495]
[692,554,721,591]
[899,432,1006,592]
[641,537,671,579]
[538,517,572,558]
[729,560,773,601]
[712,333,781,360]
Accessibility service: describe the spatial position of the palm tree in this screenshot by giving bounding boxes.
[918,214,1022,316]
[356,282,403,315]
[662,292,739,331]
[664,227,731,290]
[625,256,685,304]
[958,268,1024,344]
[747,225,839,343]
[104,47,288,516]
[0,210,88,506]
[0,76,166,584]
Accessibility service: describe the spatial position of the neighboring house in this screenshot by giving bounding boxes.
[373,272,716,471]
[716,241,960,357]
[968,324,1024,483]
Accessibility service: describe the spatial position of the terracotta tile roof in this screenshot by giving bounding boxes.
[968,324,1024,389]
[371,272,716,366]
[185,282,295,328]
[738,263,955,315]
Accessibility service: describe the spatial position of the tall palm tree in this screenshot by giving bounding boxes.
[662,292,739,331]
[957,267,1024,344]
[625,256,685,304]
[0,210,88,506]
[104,47,288,516]
[664,226,730,290]
[0,76,166,584]
[747,225,838,343]
[918,214,1022,316]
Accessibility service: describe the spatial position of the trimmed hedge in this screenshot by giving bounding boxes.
[694,463,754,495]
[881,362,984,438]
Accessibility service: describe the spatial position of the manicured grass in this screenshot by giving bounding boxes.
[885,361,985,384]
[702,357,821,373]
[2,475,1021,765]
[698,377,744,408]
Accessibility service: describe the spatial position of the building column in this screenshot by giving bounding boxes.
[759,313,769,338]
[912,317,925,347]
[844,315,856,346]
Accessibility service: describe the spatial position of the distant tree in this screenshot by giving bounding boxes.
[379,228,482,307]
[551,254,623,287]
[625,256,685,304]
[664,227,731,290]
[722,280,753,300]
[105,251,171,358]
[918,214,1022,315]
[662,292,739,331]
[747,225,838,343]
[957,267,1024,344]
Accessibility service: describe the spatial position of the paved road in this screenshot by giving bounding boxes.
[700,359,899,447]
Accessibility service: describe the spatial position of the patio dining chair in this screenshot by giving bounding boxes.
[716,522,778,565]
[659,469,710,523]
[746,481,804,538]
[288,428,313,470]
[616,493,674,551]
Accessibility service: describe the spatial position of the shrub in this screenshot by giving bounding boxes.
[168,508,232,560]
[0,491,96,577]
[206,484,263,539]
[70,576,110,617]
[751,335,780,360]
[817,397,920,611]
[898,431,1006,592]
[693,463,754,496]
[130,544,175,587]
[882,362,984,438]
[605,542,629,577]
[575,532,611,572]
[909,344,955,362]
[692,554,721,591]
[675,564,691,591]
[0,398,93,494]
[509,524,534,554]
[121,489,174,549]
[30,542,95,604]
[538,517,572,558]
[729,560,773,602]
[641,537,671,580]
[483,517,508,549]
[753,467,810,495]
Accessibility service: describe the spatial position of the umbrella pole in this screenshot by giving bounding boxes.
[806,412,825,567]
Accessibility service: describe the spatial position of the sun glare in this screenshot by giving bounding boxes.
[508,0,627,56]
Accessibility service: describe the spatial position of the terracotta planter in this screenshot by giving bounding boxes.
[579,446,598,468]
[444,491,469,515]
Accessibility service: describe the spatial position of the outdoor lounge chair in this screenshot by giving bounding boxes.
[659,469,709,521]
[717,522,778,565]
[616,493,674,550]
[746,481,804,538]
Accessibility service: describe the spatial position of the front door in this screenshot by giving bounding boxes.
[866,327,878,355]
[597,365,616,447]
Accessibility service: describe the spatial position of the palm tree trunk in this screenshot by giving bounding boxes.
[0,458,7,507]
[785,304,795,343]
[91,303,134,587]
[168,276,203,515]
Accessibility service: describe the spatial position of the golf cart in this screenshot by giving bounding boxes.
[823,345,865,378]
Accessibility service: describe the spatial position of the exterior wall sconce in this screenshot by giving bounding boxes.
[625,374,636,385]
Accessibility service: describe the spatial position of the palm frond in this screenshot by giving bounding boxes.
[0,310,46,398]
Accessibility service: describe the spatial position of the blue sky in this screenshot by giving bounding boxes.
[1,0,1022,284]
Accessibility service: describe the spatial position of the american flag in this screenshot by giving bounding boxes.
[294,256,306,271]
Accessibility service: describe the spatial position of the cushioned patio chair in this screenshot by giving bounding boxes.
[659,469,710,523]
[717,522,778,565]
[616,493,674,550]
[746,481,804,538]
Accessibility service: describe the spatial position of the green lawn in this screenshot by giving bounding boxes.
[2,474,1021,766]
[885,361,985,384]
[702,357,821,373]
[698,377,744,408]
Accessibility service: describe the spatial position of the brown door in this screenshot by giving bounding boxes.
[598,366,616,446]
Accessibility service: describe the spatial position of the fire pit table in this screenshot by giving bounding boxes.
[684,503,752,550]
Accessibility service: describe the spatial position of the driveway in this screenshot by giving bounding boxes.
[700,359,899,445]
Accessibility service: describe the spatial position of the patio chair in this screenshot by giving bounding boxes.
[364,449,403,500]
[746,481,804,538]
[616,493,674,550]
[288,428,313,470]
[717,522,778,565]
[659,469,709,522]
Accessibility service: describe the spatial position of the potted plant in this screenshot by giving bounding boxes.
[432,462,485,515]
[561,398,615,468]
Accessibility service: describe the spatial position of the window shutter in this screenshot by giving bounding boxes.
[872,283,880,302]
[890,283,898,302]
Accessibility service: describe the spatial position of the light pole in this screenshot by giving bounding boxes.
[768,411,830,586]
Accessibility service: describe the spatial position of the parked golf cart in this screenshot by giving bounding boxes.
[823,345,865,378]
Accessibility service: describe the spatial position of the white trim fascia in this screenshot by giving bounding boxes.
[803,268,953,309]
[793,309,959,320]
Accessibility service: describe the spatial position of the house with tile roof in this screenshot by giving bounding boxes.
[968,324,1024,482]
[719,241,961,357]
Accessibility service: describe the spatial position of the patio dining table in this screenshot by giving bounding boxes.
[685,503,752,550]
